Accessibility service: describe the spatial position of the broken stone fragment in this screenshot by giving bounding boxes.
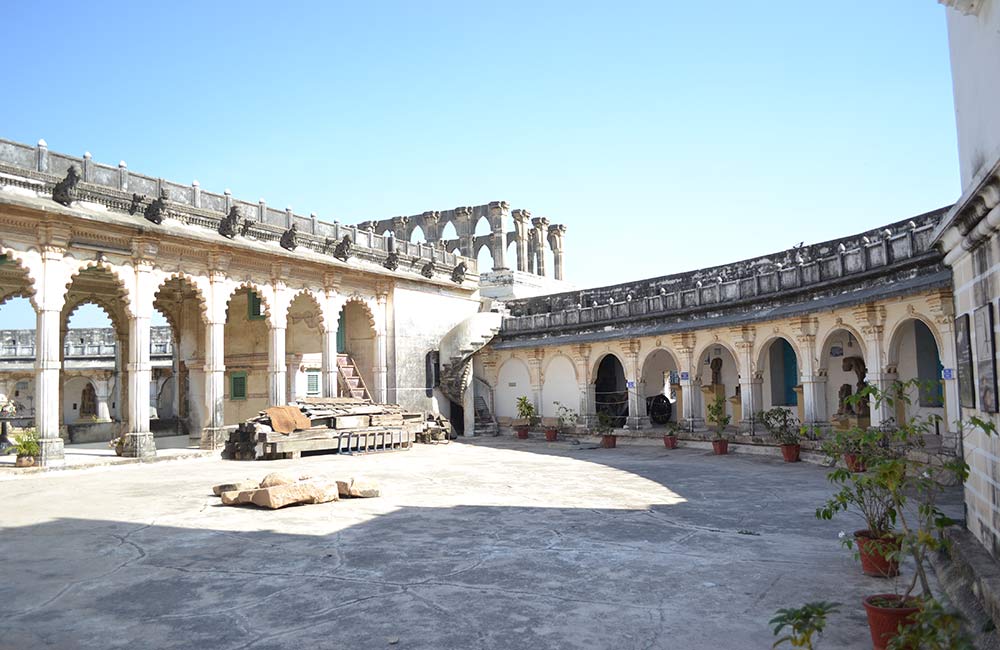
[212,480,258,496]
[219,490,242,505]
[348,478,380,498]
[249,481,341,509]
[336,479,352,498]
[259,472,296,488]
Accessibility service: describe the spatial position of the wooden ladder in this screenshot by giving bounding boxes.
[337,354,372,401]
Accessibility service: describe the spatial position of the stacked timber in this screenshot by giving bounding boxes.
[222,398,429,461]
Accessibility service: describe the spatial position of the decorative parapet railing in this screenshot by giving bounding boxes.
[501,207,949,336]
[0,138,472,275]
[0,327,174,360]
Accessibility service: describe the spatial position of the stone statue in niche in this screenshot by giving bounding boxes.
[143,189,169,225]
[710,357,723,386]
[837,383,854,415]
[421,260,435,279]
[451,262,467,284]
[333,235,352,261]
[279,224,298,251]
[51,166,80,206]
[218,206,240,239]
[383,250,399,271]
[842,356,869,417]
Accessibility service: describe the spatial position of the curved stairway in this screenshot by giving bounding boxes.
[438,311,502,434]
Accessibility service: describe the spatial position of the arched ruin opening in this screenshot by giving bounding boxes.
[594,354,628,426]
[640,349,679,425]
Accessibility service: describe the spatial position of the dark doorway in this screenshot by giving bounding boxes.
[595,355,628,426]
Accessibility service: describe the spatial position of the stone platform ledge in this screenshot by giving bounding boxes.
[493,427,832,464]
[0,448,213,479]
[931,527,1000,648]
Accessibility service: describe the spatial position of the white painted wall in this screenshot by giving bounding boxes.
[947,2,1000,185]
[541,355,578,418]
[496,358,531,418]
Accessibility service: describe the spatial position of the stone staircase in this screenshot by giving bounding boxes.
[438,311,503,433]
[474,395,498,436]
[337,354,371,401]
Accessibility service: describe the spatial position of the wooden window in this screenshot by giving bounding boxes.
[247,291,265,321]
[230,372,248,400]
[306,371,320,396]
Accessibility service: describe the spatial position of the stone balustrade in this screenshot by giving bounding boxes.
[0,138,470,273]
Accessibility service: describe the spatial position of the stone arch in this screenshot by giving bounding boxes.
[541,353,579,419]
[64,258,133,314]
[153,272,210,325]
[692,339,741,383]
[225,281,273,320]
[592,352,628,424]
[756,335,801,409]
[409,224,428,244]
[639,348,680,423]
[285,290,326,401]
[886,315,946,423]
[0,247,39,311]
[496,356,532,419]
[473,214,492,236]
[818,325,867,422]
[476,241,494,273]
[287,289,326,333]
[337,295,378,395]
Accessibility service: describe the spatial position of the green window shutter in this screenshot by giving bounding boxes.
[307,372,320,396]
[230,372,248,400]
[247,291,265,320]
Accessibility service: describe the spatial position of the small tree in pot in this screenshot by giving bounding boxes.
[514,396,537,439]
[758,407,801,462]
[663,422,680,449]
[12,428,40,468]
[706,396,730,454]
[595,411,617,448]
[551,402,577,442]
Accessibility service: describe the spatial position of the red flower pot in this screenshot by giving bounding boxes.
[544,428,558,442]
[855,530,900,578]
[712,439,729,455]
[514,426,530,439]
[601,434,617,448]
[780,443,800,463]
[862,594,920,650]
[663,435,678,449]
[844,453,866,472]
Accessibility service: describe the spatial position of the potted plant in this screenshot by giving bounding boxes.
[822,382,990,649]
[758,407,801,462]
[823,426,878,473]
[551,402,577,442]
[706,395,730,454]
[12,428,40,467]
[594,411,617,448]
[770,601,840,650]
[514,396,537,439]
[663,422,680,449]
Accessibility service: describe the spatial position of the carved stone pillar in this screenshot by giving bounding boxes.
[391,216,409,240]
[856,305,892,427]
[673,337,701,430]
[94,375,112,421]
[268,325,287,407]
[547,224,567,281]
[35,304,64,464]
[201,258,229,450]
[527,348,544,416]
[794,324,824,427]
[735,337,757,431]
[322,280,343,399]
[421,211,441,246]
[928,290,959,450]
[373,291,389,404]
[488,201,509,271]
[532,217,550,277]
[512,209,531,273]
[454,206,475,258]
[122,251,156,458]
[622,340,642,429]
[572,344,592,427]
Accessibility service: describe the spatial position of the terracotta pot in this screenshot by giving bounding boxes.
[844,453,866,472]
[663,435,678,449]
[712,439,729,455]
[862,594,920,650]
[14,455,36,468]
[780,443,800,463]
[544,428,558,442]
[855,530,900,578]
[514,426,530,439]
[601,434,617,448]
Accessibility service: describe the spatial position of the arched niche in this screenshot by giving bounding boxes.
[640,349,679,424]
[541,355,578,419]
[496,357,531,418]
[287,292,325,401]
[757,337,800,410]
[593,353,628,425]
[889,318,945,425]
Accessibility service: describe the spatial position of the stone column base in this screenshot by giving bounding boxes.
[120,432,157,458]
[38,437,65,466]
[626,416,646,430]
[683,417,705,431]
[200,426,227,450]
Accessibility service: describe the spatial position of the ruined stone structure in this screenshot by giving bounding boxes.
[476,208,958,449]
[0,137,499,464]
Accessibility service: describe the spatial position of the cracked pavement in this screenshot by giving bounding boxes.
[0,437,957,649]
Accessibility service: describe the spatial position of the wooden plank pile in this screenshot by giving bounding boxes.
[222,397,443,461]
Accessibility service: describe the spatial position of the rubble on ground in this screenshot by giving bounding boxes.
[212,473,381,510]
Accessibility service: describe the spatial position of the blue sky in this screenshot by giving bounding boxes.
[1,1,959,329]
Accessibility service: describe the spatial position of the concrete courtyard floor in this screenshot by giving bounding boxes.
[0,437,961,650]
